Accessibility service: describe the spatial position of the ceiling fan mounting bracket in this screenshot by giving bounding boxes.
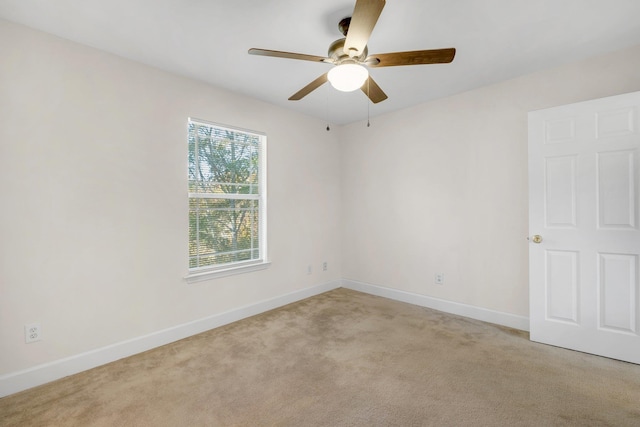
[338,17,351,37]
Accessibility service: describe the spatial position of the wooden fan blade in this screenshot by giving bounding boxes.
[248,48,332,63]
[289,73,329,101]
[361,76,388,104]
[344,0,386,58]
[366,48,456,67]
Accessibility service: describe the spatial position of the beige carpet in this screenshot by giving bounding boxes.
[1,288,639,426]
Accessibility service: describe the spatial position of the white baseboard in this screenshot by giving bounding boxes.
[0,280,341,398]
[342,279,529,332]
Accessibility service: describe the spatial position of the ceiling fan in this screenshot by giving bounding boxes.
[248,0,456,104]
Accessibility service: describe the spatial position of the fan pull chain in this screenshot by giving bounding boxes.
[366,78,370,127]
[326,86,331,131]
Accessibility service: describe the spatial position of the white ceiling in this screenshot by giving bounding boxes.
[2,0,640,125]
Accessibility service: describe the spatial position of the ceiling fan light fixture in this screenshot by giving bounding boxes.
[327,64,368,92]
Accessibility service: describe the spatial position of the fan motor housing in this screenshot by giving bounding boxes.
[328,38,368,64]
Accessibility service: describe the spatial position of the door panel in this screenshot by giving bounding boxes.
[545,156,578,227]
[545,250,579,324]
[597,150,636,229]
[529,91,640,364]
[598,253,637,333]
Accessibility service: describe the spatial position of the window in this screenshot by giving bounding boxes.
[186,119,268,282]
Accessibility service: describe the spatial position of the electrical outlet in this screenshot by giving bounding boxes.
[322,261,328,271]
[25,323,42,343]
[435,273,445,285]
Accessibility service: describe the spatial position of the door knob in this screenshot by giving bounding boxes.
[529,235,543,244]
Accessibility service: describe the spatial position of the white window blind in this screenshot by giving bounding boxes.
[187,119,267,277]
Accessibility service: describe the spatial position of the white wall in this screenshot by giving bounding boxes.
[340,44,640,317]
[0,19,342,378]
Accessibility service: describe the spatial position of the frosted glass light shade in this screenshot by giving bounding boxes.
[327,64,369,92]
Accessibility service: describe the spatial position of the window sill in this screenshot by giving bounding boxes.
[184,261,271,284]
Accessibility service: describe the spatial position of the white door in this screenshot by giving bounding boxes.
[529,91,640,364]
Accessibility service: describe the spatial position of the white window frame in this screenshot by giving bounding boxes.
[185,118,269,283]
